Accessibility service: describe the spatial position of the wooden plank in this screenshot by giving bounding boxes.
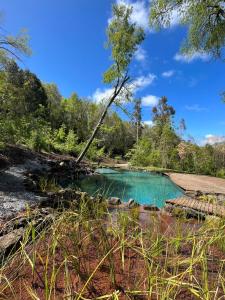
[165,197,225,218]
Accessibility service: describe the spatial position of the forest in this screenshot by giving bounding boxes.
[0,59,224,176]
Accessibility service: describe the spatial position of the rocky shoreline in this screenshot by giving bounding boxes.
[0,145,95,261]
[0,145,224,264]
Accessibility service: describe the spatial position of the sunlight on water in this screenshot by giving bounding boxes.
[73,168,184,207]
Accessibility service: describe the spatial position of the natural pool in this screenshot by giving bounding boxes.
[73,168,184,208]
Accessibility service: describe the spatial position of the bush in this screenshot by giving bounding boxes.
[216,168,225,178]
[76,139,105,161]
[127,138,158,167]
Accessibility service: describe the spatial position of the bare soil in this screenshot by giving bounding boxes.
[1,212,224,300]
[168,173,225,194]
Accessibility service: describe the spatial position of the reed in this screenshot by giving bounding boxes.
[0,194,224,299]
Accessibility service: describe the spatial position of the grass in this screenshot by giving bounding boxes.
[0,196,224,300]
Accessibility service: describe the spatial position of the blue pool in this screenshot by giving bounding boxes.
[73,168,184,208]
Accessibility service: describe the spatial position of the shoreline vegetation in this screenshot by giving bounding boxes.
[0,172,224,299]
[0,144,225,299]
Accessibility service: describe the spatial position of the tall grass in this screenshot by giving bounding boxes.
[0,196,224,299]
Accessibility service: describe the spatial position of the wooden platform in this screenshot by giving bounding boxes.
[166,197,225,218]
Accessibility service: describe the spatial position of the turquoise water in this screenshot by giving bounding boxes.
[73,168,183,208]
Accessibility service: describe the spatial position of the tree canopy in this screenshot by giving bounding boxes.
[0,18,30,66]
[150,0,225,59]
[76,4,145,163]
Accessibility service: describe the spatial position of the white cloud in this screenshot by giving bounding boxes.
[134,46,147,62]
[185,104,207,112]
[202,134,225,145]
[92,88,114,104]
[162,70,175,78]
[131,73,156,92]
[112,0,184,33]
[112,0,151,32]
[169,8,181,27]
[142,95,159,107]
[143,120,153,127]
[174,52,210,63]
[92,73,156,103]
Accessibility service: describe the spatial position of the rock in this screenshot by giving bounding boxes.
[185,190,198,198]
[0,154,10,170]
[59,161,65,167]
[107,197,121,205]
[128,199,139,208]
[216,194,225,205]
[143,205,160,211]
[40,189,88,208]
[0,228,24,259]
[164,204,173,213]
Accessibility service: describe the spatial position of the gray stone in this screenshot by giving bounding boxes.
[143,205,160,211]
[185,190,198,198]
[128,199,139,208]
[0,228,24,257]
[107,197,121,205]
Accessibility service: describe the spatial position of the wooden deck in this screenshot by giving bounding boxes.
[167,173,225,194]
[166,197,225,218]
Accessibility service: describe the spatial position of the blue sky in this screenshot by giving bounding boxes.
[1,0,225,145]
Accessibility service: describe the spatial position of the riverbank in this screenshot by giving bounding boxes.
[0,144,93,222]
[0,147,224,299]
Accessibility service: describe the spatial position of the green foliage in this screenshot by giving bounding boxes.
[127,138,159,167]
[129,98,225,176]
[76,139,105,161]
[0,24,31,67]
[104,4,145,84]
[0,61,48,117]
[150,0,225,59]
[216,168,225,178]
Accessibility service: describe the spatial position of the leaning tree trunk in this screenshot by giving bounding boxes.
[76,76,129,164]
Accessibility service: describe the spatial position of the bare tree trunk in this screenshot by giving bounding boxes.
[76,76,129,164]
[136,122,139,144]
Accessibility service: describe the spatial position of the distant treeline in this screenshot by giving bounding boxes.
[0,60,224,177]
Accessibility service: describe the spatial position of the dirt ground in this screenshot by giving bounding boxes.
[167,173,225,194]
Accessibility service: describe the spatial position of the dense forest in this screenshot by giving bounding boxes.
[0,60,224,177]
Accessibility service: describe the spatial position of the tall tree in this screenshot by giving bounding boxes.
[150,0,225,59]
[133,99,142,143]
[43,83,63,128]
[0,61,47,116]
[76,4,144,163]
[152,96,175,127]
